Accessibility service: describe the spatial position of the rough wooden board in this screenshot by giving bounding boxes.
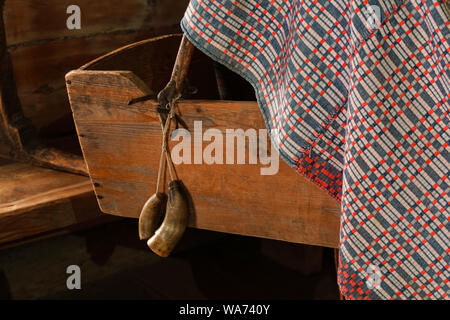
[0,162,91,213]
[0,160,106,244]
[4,0,189,46]
[67,70,341,248]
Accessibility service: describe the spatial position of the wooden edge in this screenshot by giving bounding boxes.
[0,180,93,216]
[0,214,119,250]
[66,69,152,98]
[0,160,108,245]
[65,69,154,215]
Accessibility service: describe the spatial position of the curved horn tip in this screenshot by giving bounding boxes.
[147,238,172,258]
[146,180,189,257]
[138,192,167,240]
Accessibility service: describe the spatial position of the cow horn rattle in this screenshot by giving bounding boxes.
[138,104,189,257]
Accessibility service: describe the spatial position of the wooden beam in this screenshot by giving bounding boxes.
[67,69,341,248]
[0,160,108,245]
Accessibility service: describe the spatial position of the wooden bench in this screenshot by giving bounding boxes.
[0,159,111,246]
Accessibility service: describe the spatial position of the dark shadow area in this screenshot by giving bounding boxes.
[0,270,12,300]
[0,219,339,300]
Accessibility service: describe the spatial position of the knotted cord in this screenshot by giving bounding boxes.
[155,103,178,193]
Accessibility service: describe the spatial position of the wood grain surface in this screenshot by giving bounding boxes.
[0,160,107,244]
[67,68,341,248]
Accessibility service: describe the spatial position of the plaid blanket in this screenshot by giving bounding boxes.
[181,0,449,299]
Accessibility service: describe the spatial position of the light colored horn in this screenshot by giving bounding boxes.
[138,192,167,240]
[147,180,188,257]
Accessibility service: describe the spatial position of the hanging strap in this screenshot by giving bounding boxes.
[155,103,178,193]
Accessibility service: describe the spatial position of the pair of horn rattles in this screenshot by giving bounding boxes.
[139,35,194,257]
[139,105,189,257]
[139,180,189,257]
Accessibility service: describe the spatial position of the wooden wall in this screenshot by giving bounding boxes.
[3,0,189,137]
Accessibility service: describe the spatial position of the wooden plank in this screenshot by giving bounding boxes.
[0,160,107,244]
[67,70,341,248]
[4,0,189,46]
[0,162,91,214]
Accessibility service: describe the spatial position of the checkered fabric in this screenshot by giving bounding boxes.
[181,0,449,299]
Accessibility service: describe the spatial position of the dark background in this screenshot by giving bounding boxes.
[0,219,339,300]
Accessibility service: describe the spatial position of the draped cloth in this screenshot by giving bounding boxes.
[181,0,449,299]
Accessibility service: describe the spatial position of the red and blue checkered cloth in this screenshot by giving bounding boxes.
[181,0,449,299]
